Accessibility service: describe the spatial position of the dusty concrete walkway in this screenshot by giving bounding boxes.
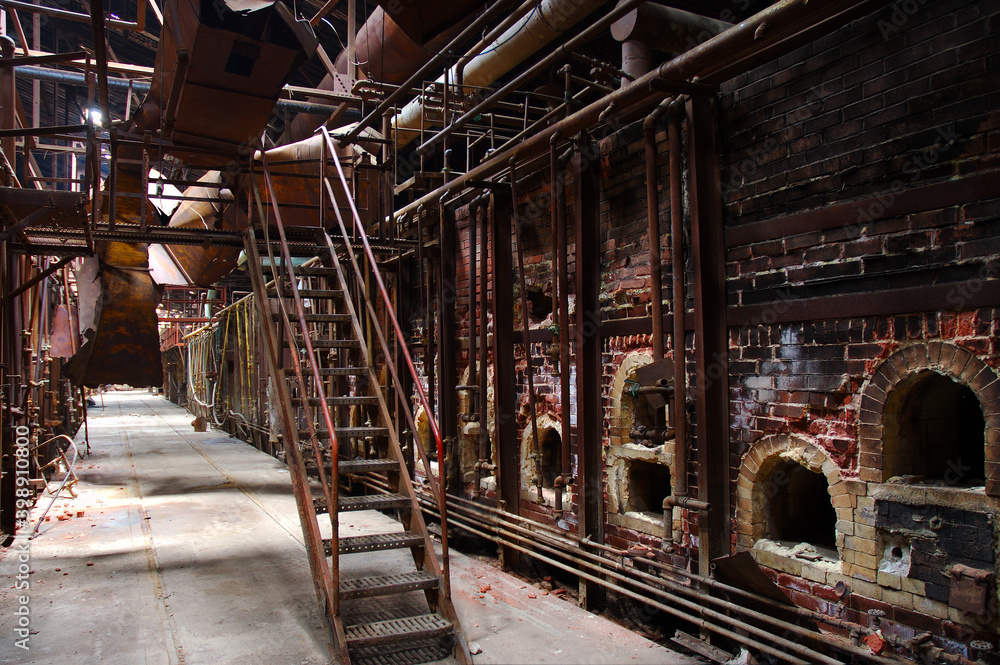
[1,391,704,665]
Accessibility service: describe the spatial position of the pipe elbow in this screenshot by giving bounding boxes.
[643,97,673,131]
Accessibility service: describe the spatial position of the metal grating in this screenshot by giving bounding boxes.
[340,571,438,600]
[344,613,452,648]
[290,396,379,406]
[349,638,451,665]
[339,459,399,474]
[337,531,424,554]
[339,493,410,512]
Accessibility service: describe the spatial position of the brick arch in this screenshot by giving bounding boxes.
[735,434,849,552]
[609,351,653,446]
[856,342,1000,495]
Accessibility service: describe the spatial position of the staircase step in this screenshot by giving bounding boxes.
[273,313,352,323]
[267,286,344,299]
[340,571,438,600]
[339,493,410,512]
[337,426,390,438]
[295,266,338,276]
[285,366,368,377]
[337,531,424,554]
[297,427,388,440]
[297,339,360,349]
[345,613,452,649]
[339,458,399,474]
[291,396,379,406]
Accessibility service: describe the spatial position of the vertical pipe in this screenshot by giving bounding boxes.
[346,0,355,80]
[644,98,671,361]
[556,138,571,510]
[468,200,480,496]
[668,100,688,501]
[510,159,542,505]
[478,193,489,493]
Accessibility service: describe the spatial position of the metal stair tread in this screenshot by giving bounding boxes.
[339,493,410,511]
[339,571,438,600]
[295,266,338,276]
[339,458,398,473]
[273,313,352,322]
[297,426,389,439]
[266,286,344,298]
[337,531,425,554]
[344,613,453,648]
[296,339,361,349]
[290,395,379,405]
[285,366,369,377]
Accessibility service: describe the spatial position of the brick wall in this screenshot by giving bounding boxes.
[719,0,1000,655]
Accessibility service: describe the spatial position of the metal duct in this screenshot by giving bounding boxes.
[281,2,482,145]
[391,0,608,147]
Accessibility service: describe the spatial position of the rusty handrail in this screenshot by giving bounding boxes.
[320,126,452,588]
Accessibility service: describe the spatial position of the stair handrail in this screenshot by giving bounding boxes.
[320,126,452,587]
[251,167,344,613]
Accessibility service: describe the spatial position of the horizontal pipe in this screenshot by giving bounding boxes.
[428,487,873,642]
[394,0,876,224]
[14,66,354,117]
[418,498,816,665]
[0,0,139,29]
[415,0,646,156]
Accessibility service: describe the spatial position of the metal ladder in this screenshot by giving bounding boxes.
[242,129,471,665]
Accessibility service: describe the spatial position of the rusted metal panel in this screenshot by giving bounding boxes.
[256,133,380,230]
[48,304,78,359]
[0,187,88,230]
[949,564,993,615]
[63,242,164,388]
[129,0,316,167]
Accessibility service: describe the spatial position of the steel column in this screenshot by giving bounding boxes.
[573,135,605,610]
[686,96,729,572]
[438,204,459,491]
[490,188,520,571]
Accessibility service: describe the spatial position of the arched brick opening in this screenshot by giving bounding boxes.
[609,351,654,446]
[736,434,849,558]
[457,364,495,483]
[857,342,999,495]
[520,413,561,491]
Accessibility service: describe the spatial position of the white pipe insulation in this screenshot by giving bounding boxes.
[391,0,608,147]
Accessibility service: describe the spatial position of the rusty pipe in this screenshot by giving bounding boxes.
[510,158,543,505]
[455,0,538,95]
[668,98,688,501]
[415,0,647,156]
[469,198,481,496]
[341,0,523,146]
[421,496,846,665]
[421,491,892,665]
[555,136,572,511]
[621,39,652,84]
[644,97,671,360]
[478,193,490,494]
[396,0,872,222]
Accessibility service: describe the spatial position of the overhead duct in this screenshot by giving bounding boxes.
[611,2,732,82]
[281,1,484,145]
[391,0,608,147]
[65,0,317,386]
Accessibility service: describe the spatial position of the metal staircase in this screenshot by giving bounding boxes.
[243,128,471,665]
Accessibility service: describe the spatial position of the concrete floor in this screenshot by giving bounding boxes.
[0,391,705,665]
